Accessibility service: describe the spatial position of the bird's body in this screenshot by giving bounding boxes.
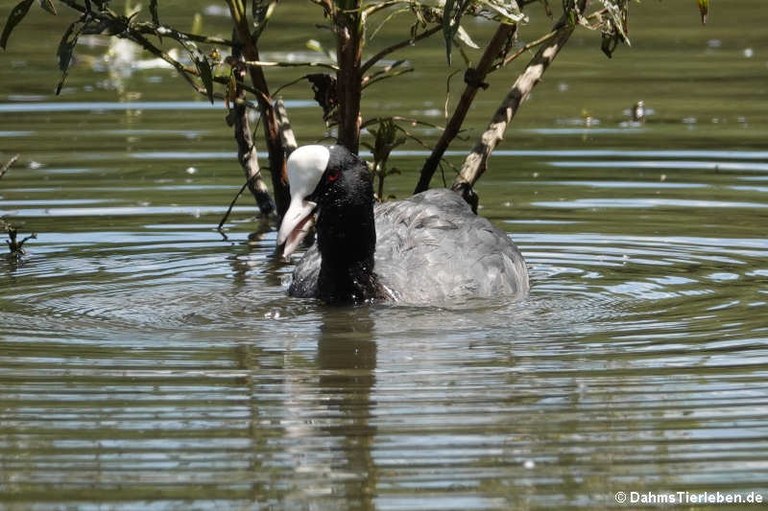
[288,189,528,303]
[278,145,529,305]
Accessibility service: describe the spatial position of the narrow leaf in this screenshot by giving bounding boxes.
[442,0,457,65]
[149,0,160,25]
[696,0,709,25]
[601,32,618,58]
[190,13,203,35]
[39,0,56,15]
[252,1,276,40]
[55,18,86,95]
[1,0,35,50]
[441,0,474,65]
[57,19,84,71]
[478,0,526,24]
[306,39,324,53]
[540,0,553,18]
[455,25,479,50]
[193,53,215,104]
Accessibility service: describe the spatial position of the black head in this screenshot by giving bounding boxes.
[309,145,373,211]
[278,145,380,304]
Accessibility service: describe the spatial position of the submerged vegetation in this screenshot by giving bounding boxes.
[0,153,36,258]
[1,1,709,219]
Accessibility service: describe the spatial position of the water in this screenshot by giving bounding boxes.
[1,2,768,510]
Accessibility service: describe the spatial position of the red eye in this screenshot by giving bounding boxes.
[326,168,340,183]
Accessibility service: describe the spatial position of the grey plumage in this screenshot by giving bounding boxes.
[288,189,529,304]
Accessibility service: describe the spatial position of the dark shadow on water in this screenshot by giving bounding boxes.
[234,305,379,509]
[317,307,377,511]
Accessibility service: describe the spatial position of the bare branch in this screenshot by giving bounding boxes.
[244,59,338,71]
[334,0,364,152]
[494,28,558,70]
[360,23,441,75]
[229,65,275,217]
[226,1,290,217]
[415,22,518,193]
[0,154,19,180]
[451,1,588,200]
[362,0,406,18]
[134,24,234,47]
[275,98,298,155]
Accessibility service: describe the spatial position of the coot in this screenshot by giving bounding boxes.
[277,145,529,304]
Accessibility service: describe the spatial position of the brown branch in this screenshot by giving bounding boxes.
[230,56,275,218]
[334,2,364,153]
[125,31,201,90]
[450,2,587,201]
[414,22,518,194]
[226,1,289,218]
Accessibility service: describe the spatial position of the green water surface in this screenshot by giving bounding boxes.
[1,2,767,510]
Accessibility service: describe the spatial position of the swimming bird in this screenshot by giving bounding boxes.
[277,145,529,305]
[632,100,646,123]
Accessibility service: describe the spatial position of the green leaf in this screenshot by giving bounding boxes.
[149,0,160,25]
[1,0,35,50]
[306,39,324,53]
[696,0,709,25]
[601,32,618,58]
[455,25,479,50]
[39,0,57,15]
[190,13,203,35]
[477,0,526,24]
[252,1,277,40]
[442,0,457,65]
[193,53,215,104]
[55,17,86,95]
[443,0,472,65]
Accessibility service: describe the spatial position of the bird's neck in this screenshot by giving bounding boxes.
[316,202,379,304]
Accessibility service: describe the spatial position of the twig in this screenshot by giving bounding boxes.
[361,116,443,133]
[494,28,558,70]
[5,226,36,257]
[309,0,334,14]
[272,74,313,97]
[217,179,250,234]
[450,1,588,201]
[132,22,234,47]
[492,8,608,71]
[361,0,406,18]
[361,66,414,89]
[0,154,19,180]
[360,24,441,75]
[244,60,338,71]
[415,22,518,193]
[135,37,199,86]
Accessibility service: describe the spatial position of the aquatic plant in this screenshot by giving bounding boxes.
[0,153,36,257]
[1,1,707,219]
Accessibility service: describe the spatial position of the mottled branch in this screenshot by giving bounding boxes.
[450,2,587,201]
[229,56,275,218]
[414,22,518,194]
